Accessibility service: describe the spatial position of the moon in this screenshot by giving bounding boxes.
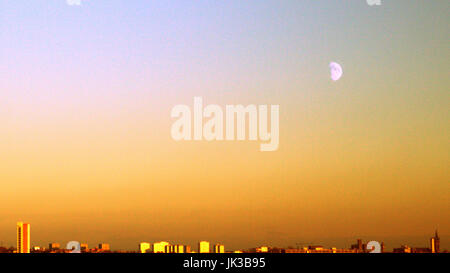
[329,62,343,81]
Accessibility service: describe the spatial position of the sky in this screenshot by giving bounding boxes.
[0,0,449,251]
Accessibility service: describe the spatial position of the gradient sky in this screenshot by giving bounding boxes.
[0,1,449,251]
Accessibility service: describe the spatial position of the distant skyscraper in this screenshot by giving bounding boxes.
[198,241,210,253]
[139,242,151,253]
[16,222,30,253]
[430,230,440,253]
[214,244,225,253]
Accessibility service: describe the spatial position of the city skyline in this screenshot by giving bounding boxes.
[0,1,448,251]
[1,221,447,253]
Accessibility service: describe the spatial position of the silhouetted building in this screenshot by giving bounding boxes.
[412,247,432,253]
[431,230,440,253]
[393,245,411,253]
[98,243,110,251]
[351,239,366,253]
[49,243,60,251]
[394,245,432,253]
[80,243,89,252]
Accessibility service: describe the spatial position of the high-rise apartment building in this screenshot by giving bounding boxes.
[198,241,210,253]
[17,222,30,253]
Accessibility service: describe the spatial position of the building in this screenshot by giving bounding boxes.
[153,241,170,253]
[309,245,324,251]
[165,245,172,253]
[393,245,412,253]
[32,246,41,252]
[80,243,89,252]
[164,244,186,253]
[139,242,151,253]
[173,245,185,253]
[431,230,440,253]
[198,241,210,253]
[49,243,60,251]
[412,247,432,253]
[17,222,31,253]
[430,237,436,253]
[350,239,365,253]
[214,244,225,253]
[256,246,268,253]
[393,231,440,254]
[98,243,110,251]
[185,245,192,253]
